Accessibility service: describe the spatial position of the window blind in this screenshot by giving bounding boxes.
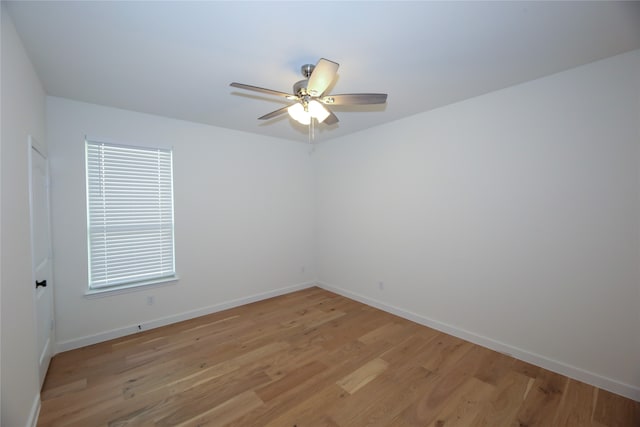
[86,140,175,290]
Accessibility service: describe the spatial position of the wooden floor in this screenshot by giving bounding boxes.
[39,287,639,427]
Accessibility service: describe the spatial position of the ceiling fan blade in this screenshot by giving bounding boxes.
[320,93,387,105]
[307,58,339,97]
[230,82,296,99]
[258,105,291,120]
[323,110,339,125]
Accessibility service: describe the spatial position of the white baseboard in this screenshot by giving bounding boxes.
[317,281,640,402]
[56,281,316,353]
[27,394,40,427]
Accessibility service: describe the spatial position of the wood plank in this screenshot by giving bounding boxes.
[174,390,264,427]
[513,369,567,426]
[395,345,490,425]
[321,365,435,427]
[261,384,346,427]
[358,321,412,345]
[228,339,393,426]
[256,360,328,402]
[41,378,87,400]
[421,333,475,374]
[426,376,495,427]
[473,350,514,386]
[336,357,389,394]
[469,371,531,427]
[593,388,640,427]
[553,379,596,426]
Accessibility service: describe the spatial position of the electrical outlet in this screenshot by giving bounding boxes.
[301,266,306,274]
[378,281,384,290]
[147,295,155,306]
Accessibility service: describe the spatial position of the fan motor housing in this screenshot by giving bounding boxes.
[293,79,309,97]
[293,63,317,97]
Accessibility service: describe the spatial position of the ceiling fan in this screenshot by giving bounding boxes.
[230,58,387,126]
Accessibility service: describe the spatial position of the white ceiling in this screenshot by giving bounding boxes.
[6,1,640,143]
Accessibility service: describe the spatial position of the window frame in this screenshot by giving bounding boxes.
[84,138,177,296]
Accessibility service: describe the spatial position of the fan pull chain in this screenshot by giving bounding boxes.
[308,118,316,154]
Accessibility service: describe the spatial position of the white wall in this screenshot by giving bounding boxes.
[1,4,47,426]
[47,97,315,349]
[315,50,640,399]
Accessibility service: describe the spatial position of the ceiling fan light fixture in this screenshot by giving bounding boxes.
[308,100,330,123]
[231,58,387,129]
[288,102,311,125]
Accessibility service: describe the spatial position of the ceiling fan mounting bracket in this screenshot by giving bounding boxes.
[301,64,315,78]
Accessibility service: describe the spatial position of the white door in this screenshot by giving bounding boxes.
[29,138,55,387]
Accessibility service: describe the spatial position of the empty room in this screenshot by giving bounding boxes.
[2,1,640,426]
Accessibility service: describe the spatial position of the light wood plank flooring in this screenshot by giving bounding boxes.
[38,287,639,426]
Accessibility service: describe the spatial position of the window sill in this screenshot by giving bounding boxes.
[84,275,179,299]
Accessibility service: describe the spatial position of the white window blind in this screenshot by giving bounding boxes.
[86,140,175,290]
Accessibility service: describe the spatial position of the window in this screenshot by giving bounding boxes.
[86,139,175,291]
